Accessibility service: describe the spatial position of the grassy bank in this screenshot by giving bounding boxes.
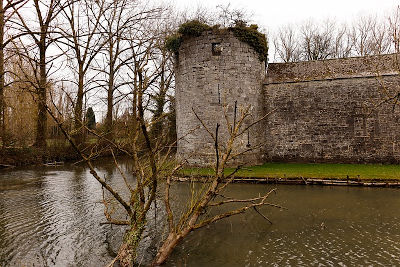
[181,162,400,180]
[0,146,80,167]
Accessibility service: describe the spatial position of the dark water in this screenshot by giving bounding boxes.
[0,159,400,266]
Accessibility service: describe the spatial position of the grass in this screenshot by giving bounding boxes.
[181,162,400,180]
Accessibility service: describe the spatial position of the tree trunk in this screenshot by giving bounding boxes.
[34,37,47,149]
[153,229,190,266]
[150,64,166,139]
[115,223,147,267]
[73,64,84,145]
[0,0,5,148]
[104,69,114,142]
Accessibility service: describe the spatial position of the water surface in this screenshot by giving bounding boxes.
[0,159,399,266]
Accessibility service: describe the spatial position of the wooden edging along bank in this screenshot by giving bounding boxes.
[173,176,400,188]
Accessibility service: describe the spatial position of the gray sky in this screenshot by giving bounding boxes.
[171,0,399,61]
[172,0,399,31]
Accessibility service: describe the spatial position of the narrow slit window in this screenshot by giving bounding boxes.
[212,43,222,55]
[218,84,221,104]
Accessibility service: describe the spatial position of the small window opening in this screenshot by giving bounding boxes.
[212,43,222,55]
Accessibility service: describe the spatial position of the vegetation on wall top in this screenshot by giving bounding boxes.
[229,22,268,62]
[165,20,268,62]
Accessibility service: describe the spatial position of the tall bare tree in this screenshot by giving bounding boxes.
[369,20,391,55]
[13,0,66,149]
[332,24,353,58]
[94,0,137,142]
[388,6,400,53]
[0,0,27,148]
[350,15,376,56]
[58,0,109,145]
[300,19,335,61]
[273,24,300,62]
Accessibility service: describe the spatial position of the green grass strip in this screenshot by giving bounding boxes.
[181,163,400,180]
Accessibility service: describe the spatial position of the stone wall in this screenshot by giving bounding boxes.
[266,53,400,83]
[264,54,400,163]
[176,31,400,165]
[175,31,266,166]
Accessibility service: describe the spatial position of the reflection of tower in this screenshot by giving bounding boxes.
[175,31,266,166]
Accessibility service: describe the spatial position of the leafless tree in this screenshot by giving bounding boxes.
[350,15,376,56]
[0,0,27,148]
[369,20,391,55]
[388,5,400,53]
[273,24,300,62]
[216,3,251,27]
[13,0,67,149]
[57,0,109,145]
[93,0,152,142]
[332,24,353,58]
[153,104,280,265]
[299,19,335,61]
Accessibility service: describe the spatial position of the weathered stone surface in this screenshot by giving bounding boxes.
[176,31,400,166]
[175,31,266,166]
[264,75,400,163]
[266,54,400,83]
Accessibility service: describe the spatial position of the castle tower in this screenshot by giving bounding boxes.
[175,31,266,166]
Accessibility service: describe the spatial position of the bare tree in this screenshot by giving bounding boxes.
[332,24,353,58]
[350,15,376,56]
[0,0,27,148]
[216,3,251,27]
[388,5,400,53]
[94,0,140,142]
[369,20,391,55]
[153,104,280,265]
[273,24,300,62]
[299,19,335,61]
[3,53,37,146]
[57,0,109,145]
[13,0,66,149]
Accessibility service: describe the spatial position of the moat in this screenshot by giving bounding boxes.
[1,159,399,266]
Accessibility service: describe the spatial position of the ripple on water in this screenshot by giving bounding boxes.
[1,164,400,266]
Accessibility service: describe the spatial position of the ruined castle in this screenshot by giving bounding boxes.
[175,31,400,166]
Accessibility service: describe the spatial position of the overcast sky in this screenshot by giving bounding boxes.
[170,0,399,61]
[172,0,399,31]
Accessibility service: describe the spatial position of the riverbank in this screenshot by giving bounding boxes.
[174,176,400,187]
[0,146,80,168]
[179,162,400,187]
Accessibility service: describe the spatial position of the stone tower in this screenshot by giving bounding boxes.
[175,31,266,166]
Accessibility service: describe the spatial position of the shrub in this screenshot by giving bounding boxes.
[166,20,211,54]
[165,20,268,62]
[165,34,182,54]
[229,23,268,62]
[177,20,211,37]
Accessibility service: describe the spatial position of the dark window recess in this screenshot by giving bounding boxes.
[212,43,222,55]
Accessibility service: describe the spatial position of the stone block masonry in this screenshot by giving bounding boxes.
[175,31,400,166]
[175,31,266,166]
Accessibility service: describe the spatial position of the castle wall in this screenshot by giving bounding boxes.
[264,54,400,163]
[175,31,266,166]
[266,53,400,83]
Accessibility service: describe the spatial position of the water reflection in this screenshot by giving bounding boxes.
[167,185,400,266]
[0,159,399,266]
[0,162,125,266]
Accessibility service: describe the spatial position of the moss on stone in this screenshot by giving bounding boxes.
[165,20,211,54]
[228,23,268,62]
[165,20,268,62]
